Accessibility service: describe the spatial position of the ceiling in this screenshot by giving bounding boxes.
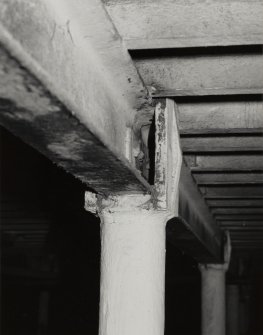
[1,1,263,333]
[102,0,263,253]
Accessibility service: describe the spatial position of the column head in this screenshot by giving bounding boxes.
[85,191,152,214]
[84,191,173,225]
[199,231,232,272]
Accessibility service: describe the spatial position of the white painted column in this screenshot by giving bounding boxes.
[199,264,227,335]
[226,285,239,335]
[85,192,172,335]
[84,98,182,335]
[199,232,231,335]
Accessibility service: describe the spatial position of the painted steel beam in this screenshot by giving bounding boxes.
[168,161,223,263]
[217,215,263,223]
[104,0,263,49]
[181,137,263,154]
[132,48,263,97]
[212,208,263,215]
[207,199,263,207]
[0,0,149,194]
[178,101,263,133]
[219,221,263,226]
[153,100,223,262]
[193,173,263,185]
[200,185,263,198]
[185,155,263,170]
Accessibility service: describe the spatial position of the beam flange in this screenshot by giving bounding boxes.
[178,101,263,132]
[181,137,263,154]
[185,155,263,170]
[168,161,223,263]
[0,43,148,194]
[193,173,263,185]
[132,50,263,97]
[152,100,223,262]
[0,0,152,194]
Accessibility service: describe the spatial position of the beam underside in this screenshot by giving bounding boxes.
[104,0,263,49]
[168,162,223,263]
[0,44,148,194]
[0,45,223,262]
[133,53,263,97]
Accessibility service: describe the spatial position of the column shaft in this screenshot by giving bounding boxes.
[85,192,173,335]
[99,210,166,335]
[200,266,226,335]
[226,285,239,335]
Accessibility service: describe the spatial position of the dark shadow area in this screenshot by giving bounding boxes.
[0,125,202,335]
[165,241,201,335]
[0,126,100,335]
[130,45,263,59]
[1,125,263,335]
[169,94,263,104]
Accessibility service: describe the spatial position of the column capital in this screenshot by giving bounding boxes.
[87,191,168,335]
[199,231,232,272]
[199,263,228,272]
[85,191,151,213]
[84,191,173,224]
[85,191,152,214]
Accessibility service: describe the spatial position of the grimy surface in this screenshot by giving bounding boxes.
[104,0,263,49]
[132,48,263,97]
[0,0,150,194]
[1,3,263,334]
[0,43,147,194]
[6,0,263,260]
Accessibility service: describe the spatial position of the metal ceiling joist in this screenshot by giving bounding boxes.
[193,173,263,185]
[131,47,263,97]
[206,199,263,207]
[104,0,263,49]
[181,137,263,154]
[178,101,263,133]
[185,155,263,171]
